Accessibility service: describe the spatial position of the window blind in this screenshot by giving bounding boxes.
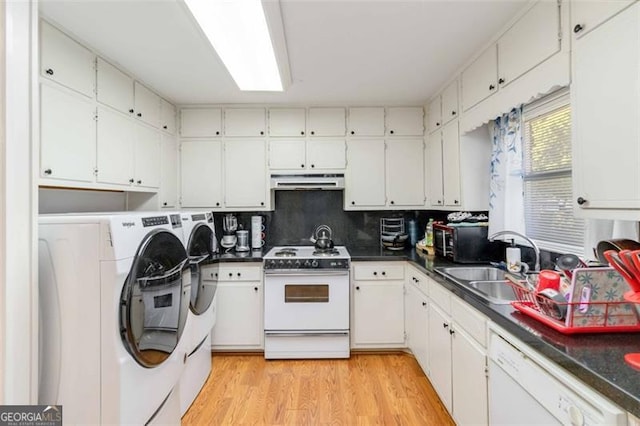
[523,98,583,251]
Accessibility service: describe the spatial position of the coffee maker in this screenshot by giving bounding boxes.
[221,214,237,252]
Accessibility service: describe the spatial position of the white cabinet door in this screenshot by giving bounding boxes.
[225,108,266,137]
[441,80,459,124]
[427,132,444,207]
[345,139,386,208]
[427,97,442,134]
[406,283,429,375]
[134,124,161,188]
[498,0,560,88]
[428,303,452,412]
[159,134,178,208]
[353,281,405,346]
[96,58,133,115]
[160,99,176,134]
[211,282,263,347]
[386,107,424,136]
[180,108,222,137]
[224,140,267,208]
[268,108,306,137]
[40,21,95,98]
[572,0,635,38]
[134,82,160,128]
[180,140,223,208]
[386,139,424,207]
[40,84,96,182]
[96,107,135,186]
[462,46,498,111]
[573,3,640,210]
[348,107,385,136]
[308,107,346,136]
[442,121,461,207]
[452,328,488,426]
[307,139,346,170]
[269,139,306,170]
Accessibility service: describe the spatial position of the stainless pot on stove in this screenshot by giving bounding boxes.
[310,225,334,251]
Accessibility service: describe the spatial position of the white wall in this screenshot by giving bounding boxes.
[1,0,38,404]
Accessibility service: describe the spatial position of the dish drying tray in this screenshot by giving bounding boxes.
[380,218,405,250]
[505,279,640,334]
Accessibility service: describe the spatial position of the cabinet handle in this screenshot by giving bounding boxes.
[163,202,167,206]
[574,24,583,33]
[228,273,233,277]
[437,200,442,204]
[422,302,427,307]
[449,329,455,336]
[45,68,54,75]
[137,180,142,184]
[451,111,456,116]
[260,131,264,135]
[443,323,449,329]
[351,130,355,135]
[489,84,495,90]
[216,131,220,135]
[237,272,241,277]
[215,202,220,207]
[129,178,134,183]
[301,131,305,135]
[260,201,265,206]
[373,271,377,276]
[311,164,315,168]
[351,201,355,205]
[390,200,395,205]
[44,168,52,175]
[301,164,305,168]
[381,271,386,276]
[137,113,142,117]
[355,286,360,290]
[129,109,134,114]
[390,130,395,135]
[215,272,218,278]
[310,131,315,135]
[454,200,459,204]
[498,78,505,84]
[254,286,258,292]
[576,197,587,206]
[163,125,168,129]
[436,122,440,127]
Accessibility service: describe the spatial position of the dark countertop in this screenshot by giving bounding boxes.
[347,245,640,418]
[207,248,267,263]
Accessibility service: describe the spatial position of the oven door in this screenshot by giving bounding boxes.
[264,270,349,331]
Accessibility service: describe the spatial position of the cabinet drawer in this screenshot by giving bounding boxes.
[406,267,429,296]
[429,278,451,312]
[451,297,487,347]
[353,263,405,281]
[217,264,262,281]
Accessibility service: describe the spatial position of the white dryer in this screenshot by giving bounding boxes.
[177,211,219,415]
[38,213,191,425]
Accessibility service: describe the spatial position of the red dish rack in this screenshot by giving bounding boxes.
[506,280,640,334]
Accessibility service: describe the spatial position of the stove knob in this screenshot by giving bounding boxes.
[279,260,285,266]
[287,260,293,265]
[294,260,301,267]
[304,260,311,267]
[311,260,319,268]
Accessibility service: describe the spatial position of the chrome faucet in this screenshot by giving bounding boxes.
[488,230,540,272]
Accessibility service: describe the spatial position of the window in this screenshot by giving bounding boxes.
[522,91,584,253]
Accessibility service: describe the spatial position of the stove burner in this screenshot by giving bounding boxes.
[274,248,298,257]
[313,248,340,256]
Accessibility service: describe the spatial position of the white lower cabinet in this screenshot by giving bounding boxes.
[211,265,263,350]
[351,262,405,348]
[405,270,429,374]
[428,302,454,410]
[451,325,488,425]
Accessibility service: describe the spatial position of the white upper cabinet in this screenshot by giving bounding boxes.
[180,108,222,137]
[348,107,385,136]
[269,140,306,170]
[308,107,346,136]
[427,97,442,134]
[40,21,95,98]
[224,140,268,208]
[306,139,346,170]
[442,121,461,207]
[268,108,306,137]
[160,99,176,134]
[498,0,561,88]
[40,84,96,182]
[134,82,161,127]
[462,46,498,112]
[269,139,345,171]
[225,108,266,137]
[180,140,223,208]
[159,134,178,208]
[96,58,133,115]
[386,139,425,207]
[96,107,135,186]
[345,139,386,208]
[427,131,444,207]
[572,2,640,211]
[572,0,635,38]
[441,80,459,124]
[385,107,424,136]
[134,124,161,188]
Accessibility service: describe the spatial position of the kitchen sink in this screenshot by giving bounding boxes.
[434,266,516,304]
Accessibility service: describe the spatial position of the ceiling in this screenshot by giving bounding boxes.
[39,0,527,106]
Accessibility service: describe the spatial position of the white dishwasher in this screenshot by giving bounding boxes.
[489,330,627,425]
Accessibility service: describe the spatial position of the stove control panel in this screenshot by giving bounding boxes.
[264,258,350,270]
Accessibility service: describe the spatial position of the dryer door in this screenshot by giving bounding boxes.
[120,229,189,368]
[187,223,217,315]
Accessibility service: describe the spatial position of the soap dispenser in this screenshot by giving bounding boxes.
[506,240,521,273]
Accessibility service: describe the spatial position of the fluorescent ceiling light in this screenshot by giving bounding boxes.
[184,0,283,91]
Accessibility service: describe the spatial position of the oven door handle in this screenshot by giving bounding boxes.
[264,331,349,337]
[264,271,350,277]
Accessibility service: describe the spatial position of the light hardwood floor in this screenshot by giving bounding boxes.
[182,353,454,425]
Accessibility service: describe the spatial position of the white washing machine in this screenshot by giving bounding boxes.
[177,211,219,415]
[38,213,191,425]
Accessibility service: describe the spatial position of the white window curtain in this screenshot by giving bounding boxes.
[488,107,525,239]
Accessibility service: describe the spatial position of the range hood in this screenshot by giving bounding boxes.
[270,174,344,190]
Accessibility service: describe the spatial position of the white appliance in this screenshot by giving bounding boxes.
[177,211,219,415]
[38,213,191,425]
[263,246,350,359]
[488,329,627,425]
